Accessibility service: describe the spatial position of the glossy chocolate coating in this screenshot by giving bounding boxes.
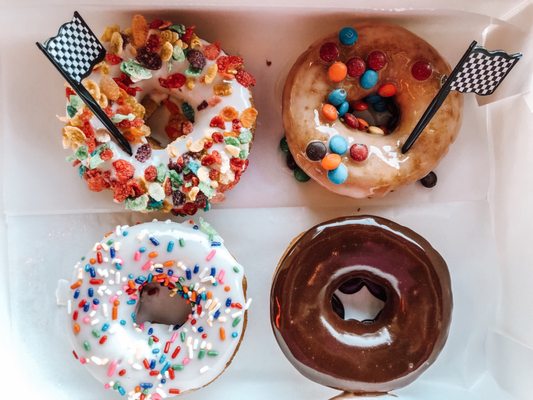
[270,216,452,394]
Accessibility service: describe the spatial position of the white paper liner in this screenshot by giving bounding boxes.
[1,4,532,400]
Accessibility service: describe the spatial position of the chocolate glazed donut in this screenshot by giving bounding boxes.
[270,216,452,395]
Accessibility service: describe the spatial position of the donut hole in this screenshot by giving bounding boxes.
[331,278,386,323]
[345,94,400,134]
[143,96,194,149]
[135,283,193,327]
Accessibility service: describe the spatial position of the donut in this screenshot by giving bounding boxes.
[270,216,452,394]
[282,23,463,197]
[60,15,257,215]
[66,219,250,398]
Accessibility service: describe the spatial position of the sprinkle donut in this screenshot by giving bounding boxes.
[271,216,452,394]
[66,219,250,399]
[61,15,257,215]
[283,24,462,197]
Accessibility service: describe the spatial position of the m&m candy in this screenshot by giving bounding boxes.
[367,50,387,71]
[350,144,369,162]
[294,168,311,182]
[350,100,368,111]
[378,83,397,97]
[411,60,432,81]
[372,101,387,112]
[420,171,437,187]
[321,154,341,170]
[337,101,349,117]
[360,70,378,89]
[365,94,382,104]
[343,113,359,129]
[319,42,339,63]
[305,141,327,161]
[346,57,366,77]
[327,89,347,106]
[357,118,369,131]
[322,104,338,121]
[339,27,358,46]
[329,135,348,155]
[328,62,348,82]
[328,164,348,184]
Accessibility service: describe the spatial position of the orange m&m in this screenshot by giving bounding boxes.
[328,61,347,82]
[322,104,338,121]
[377,83,397,97]
[321,154,342,170]
[357,118,369,131]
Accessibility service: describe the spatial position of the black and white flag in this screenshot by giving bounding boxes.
[37,11,132,155]
[402,41,522,153]
[448,45,522,96]
[38,11,106,84]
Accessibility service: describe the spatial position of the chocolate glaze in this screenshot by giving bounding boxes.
[270,216,452,394]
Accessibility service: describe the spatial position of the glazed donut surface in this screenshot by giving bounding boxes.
[283,23,463,197]
[270,216,452,394]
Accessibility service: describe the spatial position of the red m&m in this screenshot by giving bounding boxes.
[319,42,339,63]
[367,50,387,71]
[350,144,369,162]
[343,113,359,129]
[346,57,366,78]
[411,60,432,81]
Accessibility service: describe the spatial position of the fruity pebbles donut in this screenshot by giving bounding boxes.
[66,219,250,399]
[61,15,257,215]
[283,24,462,197]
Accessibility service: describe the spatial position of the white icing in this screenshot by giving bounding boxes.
[65,29,254,211]
[100,39,252,171]
[67,220,247,398]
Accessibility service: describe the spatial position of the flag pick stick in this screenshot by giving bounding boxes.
[36,11,133,156]
[401,41,478,154]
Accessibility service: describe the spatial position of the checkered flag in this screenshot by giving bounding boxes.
[37,11,132,155]
[402,40,522,153]
[449,46,521,96]
[39,11,105,83]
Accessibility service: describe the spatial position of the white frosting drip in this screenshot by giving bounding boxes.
[67,220,248,398]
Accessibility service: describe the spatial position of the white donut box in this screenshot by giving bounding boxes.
[0,1,532,399]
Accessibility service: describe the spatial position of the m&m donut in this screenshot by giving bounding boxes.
[282,23,462,197]
[60,15,257,215]
[271,216,452,394]
[66,219,250,398]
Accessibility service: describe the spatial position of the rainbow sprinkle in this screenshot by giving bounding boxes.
[66,219,250,399]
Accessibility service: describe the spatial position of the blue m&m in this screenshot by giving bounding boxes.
[360,70,378,89]
[327,89,347,106]
[365,94,382,104]
[329,135,348,155]
[373,100,388,112]
[337,101,349,117]
[339,27,358,46]
[328,164,348,184]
